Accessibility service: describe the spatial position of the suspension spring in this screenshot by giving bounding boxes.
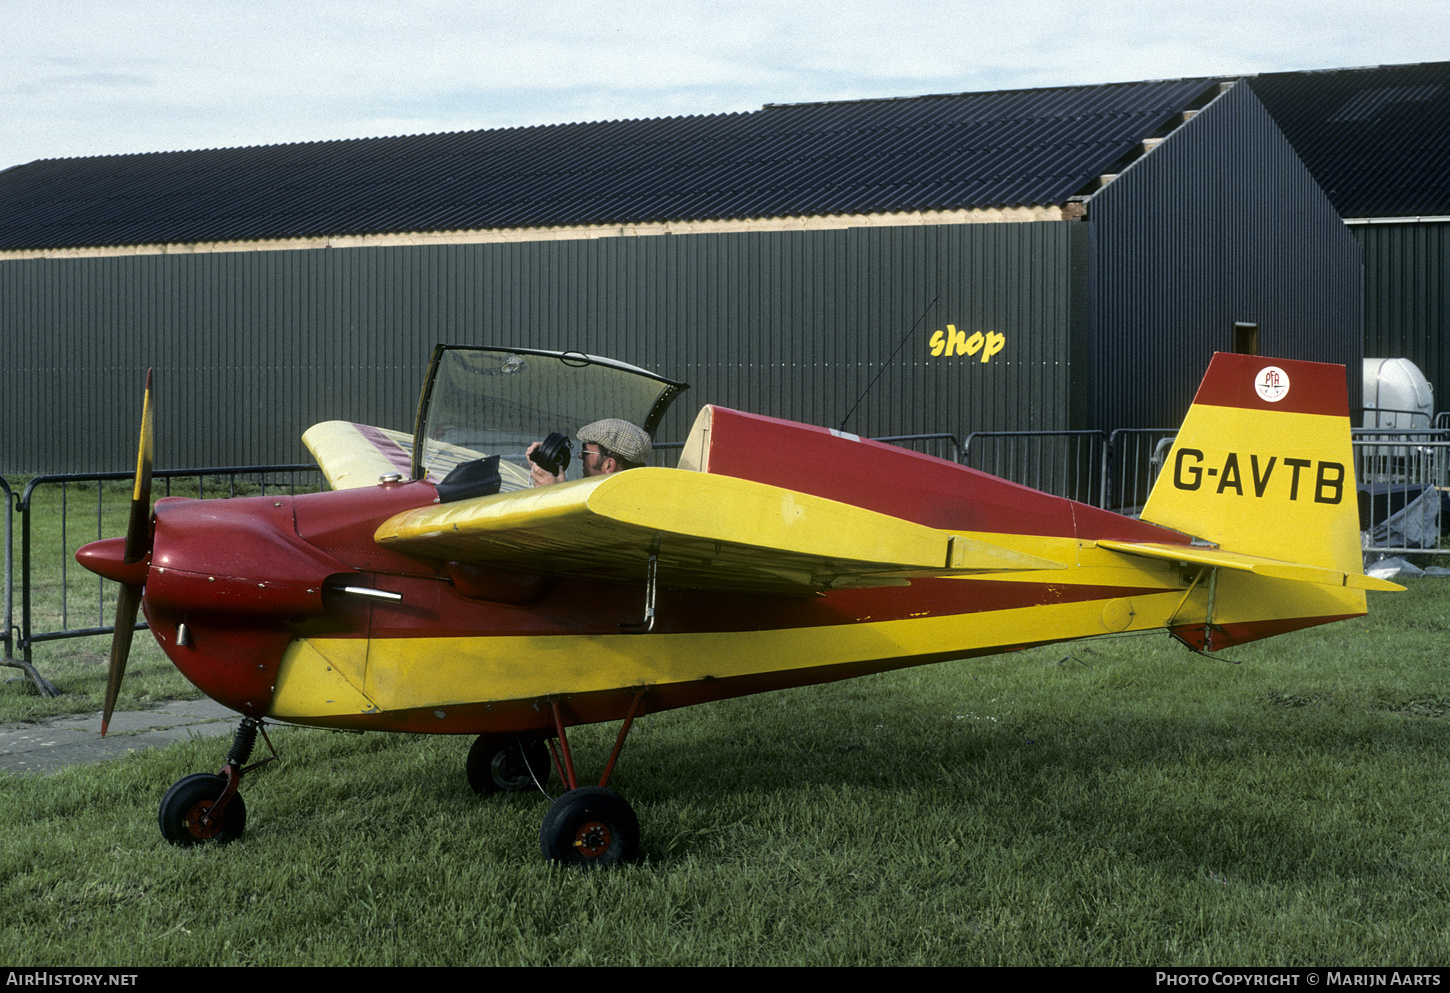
[226,717,260,768]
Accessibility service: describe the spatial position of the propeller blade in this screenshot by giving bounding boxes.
[102,585,142,735]
[102,369,154,737]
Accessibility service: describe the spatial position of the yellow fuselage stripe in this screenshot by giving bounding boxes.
[267,566,1364,721]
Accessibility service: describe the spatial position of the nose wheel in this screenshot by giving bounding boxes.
[157,717,274,846]
[158,773,247,844]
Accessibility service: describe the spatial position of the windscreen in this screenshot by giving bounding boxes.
[412,347,687,485]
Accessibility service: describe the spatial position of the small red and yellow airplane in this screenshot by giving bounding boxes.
[77,346,1398,865]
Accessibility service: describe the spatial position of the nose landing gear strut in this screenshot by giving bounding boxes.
[157,716,276,845]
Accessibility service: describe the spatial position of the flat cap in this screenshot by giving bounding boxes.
[577,418,651,464]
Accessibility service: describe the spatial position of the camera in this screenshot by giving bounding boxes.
[530,431,572,476]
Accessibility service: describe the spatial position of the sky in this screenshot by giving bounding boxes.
[5,0,1449,170]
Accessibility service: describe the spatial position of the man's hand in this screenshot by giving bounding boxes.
[526,440,565,487]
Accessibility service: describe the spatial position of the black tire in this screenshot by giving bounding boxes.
[539,786,639,867]
[157,773,246,845]
[466,735,551,794]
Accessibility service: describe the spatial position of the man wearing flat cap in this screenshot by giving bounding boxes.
[527,418,652,487]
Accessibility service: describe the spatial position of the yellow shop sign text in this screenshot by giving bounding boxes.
[928,325,1005,363]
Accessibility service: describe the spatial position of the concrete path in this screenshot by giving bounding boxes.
[0,698,238,775]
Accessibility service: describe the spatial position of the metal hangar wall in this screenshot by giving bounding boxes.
[1086,80,1363,430]
[0,77,1364,474]
[1354,220,1450,410]
[2,221,1085,473]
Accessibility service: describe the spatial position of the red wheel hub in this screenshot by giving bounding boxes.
[182,801,223,840]
[573,820,613,858]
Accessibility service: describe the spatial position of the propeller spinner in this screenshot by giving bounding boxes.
[100,370,153,735]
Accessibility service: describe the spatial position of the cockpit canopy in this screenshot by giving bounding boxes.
[411,345,689,483]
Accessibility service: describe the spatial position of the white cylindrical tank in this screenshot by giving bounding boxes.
[1363,358,1435,429]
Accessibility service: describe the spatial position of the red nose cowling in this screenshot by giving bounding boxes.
[76,495,356,717]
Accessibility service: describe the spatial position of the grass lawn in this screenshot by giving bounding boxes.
[2,569,1446,966]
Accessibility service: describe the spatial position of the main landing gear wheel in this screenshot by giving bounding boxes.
[158,773,246,845]
[539,786,640,868]
[467,734,551,794]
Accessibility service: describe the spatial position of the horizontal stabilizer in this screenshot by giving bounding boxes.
[1096,540,1404,592]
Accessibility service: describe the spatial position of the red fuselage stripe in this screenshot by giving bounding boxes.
[347,575,1174,640]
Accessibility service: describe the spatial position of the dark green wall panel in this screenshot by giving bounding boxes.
[1088,82,1364,428]
[2,223,1082,473]
[1355,220,1450,410]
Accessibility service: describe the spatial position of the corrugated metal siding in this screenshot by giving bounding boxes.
[1355,220,1450,406]
[0,78,1215,250]
[1087,81,1364,428]
[2,223,1082,473]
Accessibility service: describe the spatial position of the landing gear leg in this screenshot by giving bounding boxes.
[157,717,275,845]
[537,691,647,867]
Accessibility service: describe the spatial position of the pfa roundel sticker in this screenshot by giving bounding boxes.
[1254,365,1290,403]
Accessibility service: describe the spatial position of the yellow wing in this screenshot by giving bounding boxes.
[303,421,530,492]
[303,421,414,490]
[374,466,1065,596]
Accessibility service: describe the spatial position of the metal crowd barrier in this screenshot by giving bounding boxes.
[651,434,963,466]
[1363,406,1435,430]
[1096,429,1448,555]
[961,430,1108,507]
[2,476,15,678]
[1353,434,1450,558]
[869,433,962,462]
[661,428,1153,510]
[8,465,320,695]
[1102,428,1179,515]
[1353,430,1450,490]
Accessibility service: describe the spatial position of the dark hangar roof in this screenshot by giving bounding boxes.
[1246,61,1450,218]
[0,77,1216,251]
